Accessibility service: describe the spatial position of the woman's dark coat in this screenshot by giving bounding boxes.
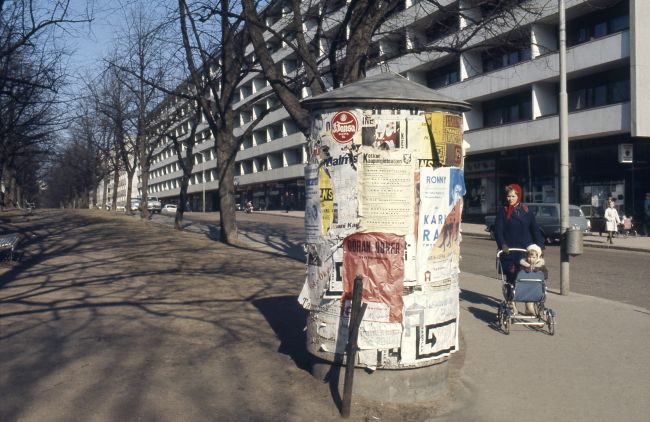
[494,204,545,250]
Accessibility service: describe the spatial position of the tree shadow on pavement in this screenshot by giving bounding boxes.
[0,210,341,421]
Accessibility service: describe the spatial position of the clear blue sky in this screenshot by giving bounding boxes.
[64,1,128,78]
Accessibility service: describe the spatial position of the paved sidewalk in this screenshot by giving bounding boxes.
[2,209,649,421]
[451,272,650,422]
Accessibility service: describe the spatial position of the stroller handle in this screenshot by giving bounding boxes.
[496,248,528,258]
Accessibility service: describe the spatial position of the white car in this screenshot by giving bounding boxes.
[162,204,178,215]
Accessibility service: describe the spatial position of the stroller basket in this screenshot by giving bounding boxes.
[513,275,545,302]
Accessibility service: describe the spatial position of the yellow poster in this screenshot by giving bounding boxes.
[320,167,333,235]
[425,112,463,167]
[407,117,434,168]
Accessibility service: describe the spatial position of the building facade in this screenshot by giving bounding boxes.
[143,0,649,221]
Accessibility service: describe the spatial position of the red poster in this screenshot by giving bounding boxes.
[343,232,405,323]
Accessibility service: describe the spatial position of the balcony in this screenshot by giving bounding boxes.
[440,30,630,102]
[464,102,630,153]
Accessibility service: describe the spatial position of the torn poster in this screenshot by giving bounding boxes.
[304,165,322,243]
[343,232,405,323]
[400,283,460,364]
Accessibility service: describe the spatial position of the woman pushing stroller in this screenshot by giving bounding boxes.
[494,184,545,315]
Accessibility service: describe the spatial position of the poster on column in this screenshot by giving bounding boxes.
[425,112,463,167]
[304,164,321,243]
[298,241,336,310]
[320,167,333,236]
[343,232,405,323]
[306,299,349,355]
[357,147,415,234]
[316,110,360,238]
[417,167,466,288]
[400,283,460,364]
[360,112,404,150]
[405,115,436,168]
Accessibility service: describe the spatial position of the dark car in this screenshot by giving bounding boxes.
[580,205,606,236]
[485,203,589,244]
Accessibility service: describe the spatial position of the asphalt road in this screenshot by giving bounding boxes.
[179,212,650,309]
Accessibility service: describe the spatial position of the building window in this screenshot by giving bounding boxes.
[426,61,460,89]
[481,43,531,72]
[567,0,629,47]
[568,67,630,112]
[483,91,532,127]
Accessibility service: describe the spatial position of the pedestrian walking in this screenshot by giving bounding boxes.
[494,183,545,314]
[604,198,621,244]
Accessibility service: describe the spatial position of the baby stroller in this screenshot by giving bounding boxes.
[495,248,556,335]
[618,216,636,237]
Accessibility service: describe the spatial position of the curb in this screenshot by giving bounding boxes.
[462,232,649,253]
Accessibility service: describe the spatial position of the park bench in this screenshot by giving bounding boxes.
[0,233,21,263]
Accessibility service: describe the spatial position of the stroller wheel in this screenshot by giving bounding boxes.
[503,314,510,335]
[546,311,555,336]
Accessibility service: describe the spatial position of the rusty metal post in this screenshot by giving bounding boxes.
[341,275,366,418]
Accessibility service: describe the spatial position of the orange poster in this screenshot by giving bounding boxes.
[343,232,405,323]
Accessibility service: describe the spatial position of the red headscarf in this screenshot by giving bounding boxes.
[505,183,523,220]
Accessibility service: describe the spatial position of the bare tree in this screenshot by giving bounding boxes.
[113,5,176,220]
[0,0,91,207]
[176,0,270,244]
[241,0,547,136]
[88,59,140,213]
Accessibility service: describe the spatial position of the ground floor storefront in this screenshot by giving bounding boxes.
[463,135,650,224]
[235,179,306,212]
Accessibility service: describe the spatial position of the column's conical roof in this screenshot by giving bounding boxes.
[301,72,470,111]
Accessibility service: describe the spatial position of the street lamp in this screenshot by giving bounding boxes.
[559,0,570,295]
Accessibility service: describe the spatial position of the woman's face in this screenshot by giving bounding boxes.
[506,190,518,206]
[609,201,615,208]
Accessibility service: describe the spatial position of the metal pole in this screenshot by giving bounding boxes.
[202,152,206,213]
[341,275,366,418]
[559,0,570,295]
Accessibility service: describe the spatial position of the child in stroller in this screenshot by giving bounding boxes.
[496,245,556,335]
[518,244,548,315]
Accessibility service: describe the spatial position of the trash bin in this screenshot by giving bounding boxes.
[566,228,583,256]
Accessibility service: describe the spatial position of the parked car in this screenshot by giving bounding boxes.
[147,196,162,214]
[484,203,589,244]
[115,204,126,212]
[580,204,606,235]
[162,204,178,215]
[131,199,141,212]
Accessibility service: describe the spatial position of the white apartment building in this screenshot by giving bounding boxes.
[96,164,139,210]
[144,0,649,220]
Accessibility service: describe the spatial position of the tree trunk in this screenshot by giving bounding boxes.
[102,176,109,209]
[217,126,238,244]
[138,131,151,220]
[175,174,190,230]
[125,169,135,214]
[111,167,119,211]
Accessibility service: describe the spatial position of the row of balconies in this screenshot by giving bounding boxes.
[145,0,633,195]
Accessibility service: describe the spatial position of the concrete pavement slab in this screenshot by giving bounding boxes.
[451,271,650,422]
